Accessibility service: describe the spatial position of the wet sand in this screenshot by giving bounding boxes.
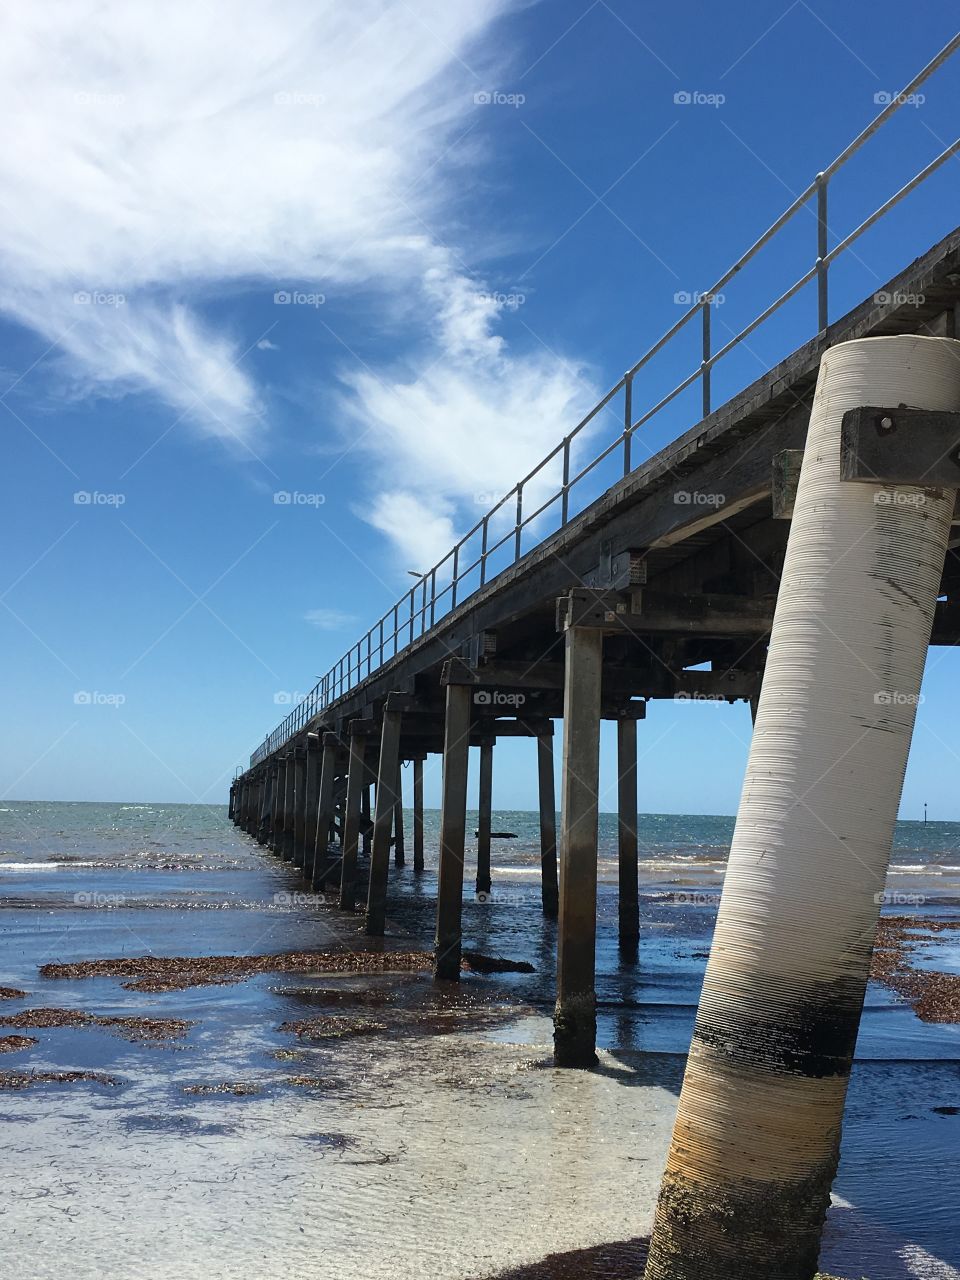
[0,802,959,1279]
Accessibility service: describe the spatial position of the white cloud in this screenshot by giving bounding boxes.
[304,608,357,631]
[342,259,598,568]
[257,338,280,351]
[0,0,517,443]
[0,1,600,570]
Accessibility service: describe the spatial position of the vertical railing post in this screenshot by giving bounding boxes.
[429,569,437,628]
[451,545,459,608]
[561,438,570,524]
[514,485,523,561]
[816,170,829,331]
[408,590,414,645]
[701,297,711,418]
[479,516,489,586]
[623,373,633,475]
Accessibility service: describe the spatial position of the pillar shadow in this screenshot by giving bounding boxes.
[476,1237,649,1279]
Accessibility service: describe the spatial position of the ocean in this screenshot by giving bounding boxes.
[1,801,958,1280]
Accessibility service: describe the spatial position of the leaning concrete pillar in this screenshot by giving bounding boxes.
[434,682,472,980]
[339,724,369,911]
[292,748,307,868]
[537,730,559,917]
[476,738,494,897]
[412,756,425,872]
[311,734,339,889]
[365,705,403,935]
[644,335,960,1280]
[228,781,237,822]
[393,759,405,867]
[617,717,640,947]
[554,624,602,1067]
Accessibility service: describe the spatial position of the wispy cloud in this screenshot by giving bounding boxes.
[1,1,597,563]
[0,1,516,445]
[304,607,357,631]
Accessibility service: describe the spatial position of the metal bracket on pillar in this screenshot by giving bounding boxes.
[840,406,960,486]
[581,544,648,591]
[772,448,804,519]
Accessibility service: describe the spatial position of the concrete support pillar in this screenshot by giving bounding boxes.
[339,727,369,911]
[361,783,372,858]
[476,738,494,897]
[248,776,260,836]
[537,731,559,917]
[271,756,286,855]
[393,759,405,867]
[554,625,603,1068]
[282,752,296,860]
[644,334,960,1280]
[292,748,307,869]
[228,782,236,822]
[259,764,275,845]
[312,734,339,889]
[237,778,247,828]
[617,718,640,947]
[434,682,472,980]
[365,707,402,936]
[412,756,425,872]
[303,735,320,867]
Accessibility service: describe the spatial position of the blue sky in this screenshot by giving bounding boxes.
[2,1,959,814]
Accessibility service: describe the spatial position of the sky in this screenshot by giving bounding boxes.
[2,0,959,814]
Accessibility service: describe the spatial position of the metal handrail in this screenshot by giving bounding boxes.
[250,33,960,766]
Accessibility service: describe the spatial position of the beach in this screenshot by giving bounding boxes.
[1,801,958,1280]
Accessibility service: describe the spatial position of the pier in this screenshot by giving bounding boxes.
[230,42,960,1277]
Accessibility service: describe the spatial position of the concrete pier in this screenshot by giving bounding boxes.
[434,682,471,980]
[412,755,425,872]
[476,738,493,897]
[339,723,369,912]
[537,730,558,917]
[313,733,339,888]
[365,704,402,936]
[554,624,603,1067]
[617,718,639,947]
[393,759,405,867]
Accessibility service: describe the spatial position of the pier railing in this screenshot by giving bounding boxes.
[250,32,960,766]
